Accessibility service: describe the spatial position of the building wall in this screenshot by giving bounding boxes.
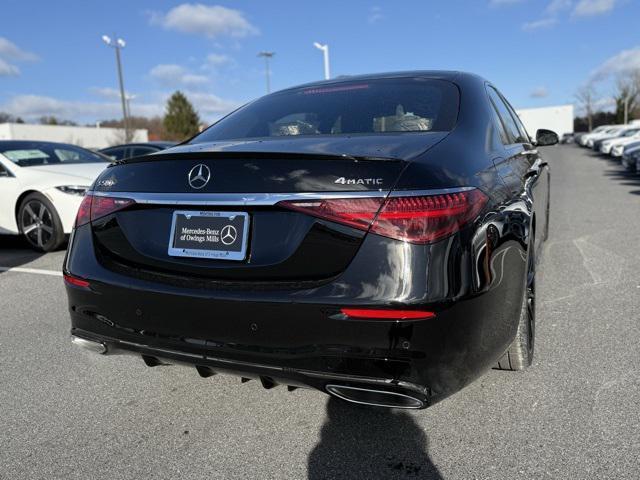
[515,105,574,138]
[0,123,148,149]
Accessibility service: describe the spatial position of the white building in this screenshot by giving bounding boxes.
[0,123,148,149]
[515,105,574,138]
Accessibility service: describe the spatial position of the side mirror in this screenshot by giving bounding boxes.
[0,168,10,177]
[536,129,559,146]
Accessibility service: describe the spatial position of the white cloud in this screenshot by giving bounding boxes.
[150,64,210,88]
[0,37,38,61]
[183,91,240,116]
[0,58,19,76]
[590,46,640,81]
[0,94,163,121]
[489,0,525,6]
[530,86,549,98]
[89,87,137,100]
[151,4,258,39]
[1,90,241,123]
[368,6,384,24]
[205,53,232,66]
[522,17,558,30]
[546,0,573,14]
[572,0,617,16]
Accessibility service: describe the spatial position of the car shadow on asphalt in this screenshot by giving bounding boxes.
[0,235,45,272]
[307,398,443,479]
[601,167,640,195]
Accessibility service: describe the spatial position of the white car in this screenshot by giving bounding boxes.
[585,126,627,148]
[600,126,640,155]
[0,141,109,251]
[607,130,640,157]
[578,125,614,146]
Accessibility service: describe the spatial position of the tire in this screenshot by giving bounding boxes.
[494,240,536,371]
[18,192,65,252]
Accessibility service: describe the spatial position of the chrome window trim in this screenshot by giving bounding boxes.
[88,187,475,206]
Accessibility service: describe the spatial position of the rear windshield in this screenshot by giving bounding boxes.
[0,142,108,167]
[191,78,459,143]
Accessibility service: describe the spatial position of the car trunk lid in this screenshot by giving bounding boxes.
[89,134,448,283]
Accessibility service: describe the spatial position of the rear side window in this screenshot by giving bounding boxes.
[191,78,460,143]
[0,143,107,167]
[501,94,530,142]
[131,146,158,157]
[488,101,510,145]
[101,147,128,161]
[487,87,527,145]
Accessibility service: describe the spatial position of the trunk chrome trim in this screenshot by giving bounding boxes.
[387,186,475,197]
[88,187,475,206]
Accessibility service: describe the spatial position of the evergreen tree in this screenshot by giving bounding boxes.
[163,91,201,141]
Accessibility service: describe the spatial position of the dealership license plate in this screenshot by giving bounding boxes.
[168,210,249,261]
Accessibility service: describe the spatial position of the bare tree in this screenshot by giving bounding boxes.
[614,70,640,124]
[575,84,599,131]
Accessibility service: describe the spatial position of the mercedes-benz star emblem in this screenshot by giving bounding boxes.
[220,225,237,245]
[188,164,211,189]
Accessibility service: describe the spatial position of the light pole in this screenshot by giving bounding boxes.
[125,94,136,127]
[102,34,130,141]
[257,51,275,93]
[313,42,330,80]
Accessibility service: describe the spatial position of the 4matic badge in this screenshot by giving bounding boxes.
[334,177,383,186]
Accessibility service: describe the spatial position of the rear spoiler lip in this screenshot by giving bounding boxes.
[87,187,476,206]
[109,150,405,168]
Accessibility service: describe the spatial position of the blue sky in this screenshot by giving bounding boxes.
[0,0,638,123]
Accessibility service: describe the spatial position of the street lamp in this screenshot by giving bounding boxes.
[313,42,330,80]
[102,34,130,141]
[258,51,275,93]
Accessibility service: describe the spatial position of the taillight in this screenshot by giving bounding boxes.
[278,189,487,244]
[277,197,384,231]
[75,195,92,227]
[74,194,135,227]
[371,189,488,243]
[90,196,135,222]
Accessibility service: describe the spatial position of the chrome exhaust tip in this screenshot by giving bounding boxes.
[71,336,107,354]
[326,384,425,409]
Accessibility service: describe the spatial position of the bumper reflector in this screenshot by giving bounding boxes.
[63,274,91,289]
[340,308,435,320]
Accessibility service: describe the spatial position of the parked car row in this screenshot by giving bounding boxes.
[0,140,176,251]
[575,121,640,172]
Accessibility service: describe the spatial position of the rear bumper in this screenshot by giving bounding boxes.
[71,333,429,408]
[65,211,528,408]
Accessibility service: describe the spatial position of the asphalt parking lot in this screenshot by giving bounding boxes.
[1,145,639,480]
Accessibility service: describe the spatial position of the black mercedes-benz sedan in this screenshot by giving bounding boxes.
[65,71,556,409]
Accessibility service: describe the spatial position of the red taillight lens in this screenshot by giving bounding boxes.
[371,189,488,244]
[340,308,436,320]
[278,197,384,231]
[278,189,487,244]
[75,195,92,227]
[90,196,135,222]
[74,194,135,228]
[63,273,91,289]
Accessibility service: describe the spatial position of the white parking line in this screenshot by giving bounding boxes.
[0,266,62,277]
